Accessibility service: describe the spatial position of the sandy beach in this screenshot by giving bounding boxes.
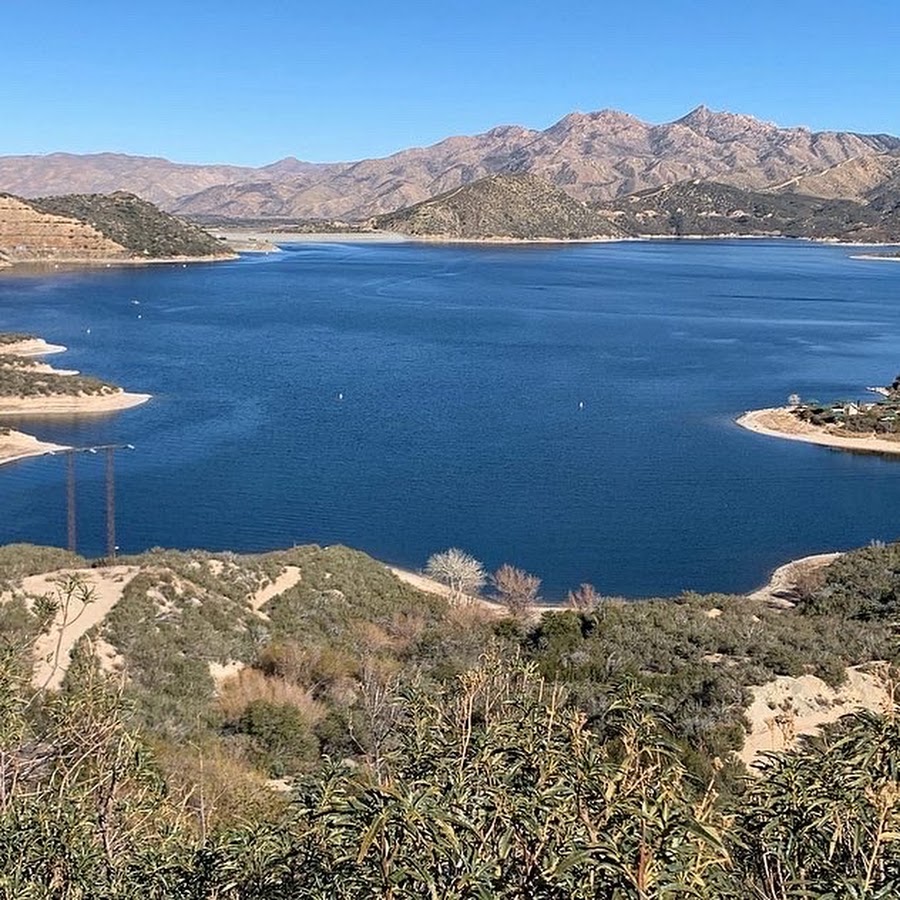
[736,406,900,456]
[0,390,151,417]
[2,337,67,356]
[0,428,70,467]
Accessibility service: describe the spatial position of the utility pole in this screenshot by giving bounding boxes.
[106,446,116,560]
[66,450,76,553]
[52,443,133,560]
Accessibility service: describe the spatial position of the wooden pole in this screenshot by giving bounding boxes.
[105,447,115,560]
[66,451,76,553]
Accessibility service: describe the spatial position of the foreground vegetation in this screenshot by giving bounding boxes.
[1,539,899,896]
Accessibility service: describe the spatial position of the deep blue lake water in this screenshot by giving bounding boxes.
[1,240,899,599]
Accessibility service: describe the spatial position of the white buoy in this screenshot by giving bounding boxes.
[578,401,584,410]
[86,328,91,334]
[337,392,344,401]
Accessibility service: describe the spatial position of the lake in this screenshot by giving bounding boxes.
[1,239,899,599]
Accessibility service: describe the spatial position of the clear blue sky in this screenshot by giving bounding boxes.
[4,0,899,166]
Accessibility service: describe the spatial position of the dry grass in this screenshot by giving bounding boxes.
[217,668,324,725]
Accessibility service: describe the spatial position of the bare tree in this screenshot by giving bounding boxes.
[492,564,541,617]
[424,548,486,604]
[566,582,601,613]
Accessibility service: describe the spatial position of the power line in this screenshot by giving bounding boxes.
[50,444,134,558]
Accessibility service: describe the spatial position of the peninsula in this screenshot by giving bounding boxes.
[737,378,900,455]
[0,191,233,268]
[0,332,149,466]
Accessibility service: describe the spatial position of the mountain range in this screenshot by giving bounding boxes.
[2,107,900,222]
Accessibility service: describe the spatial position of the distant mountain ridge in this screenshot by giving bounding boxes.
[2,107,900,221]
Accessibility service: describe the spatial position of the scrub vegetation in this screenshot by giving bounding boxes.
[1,539,899,896]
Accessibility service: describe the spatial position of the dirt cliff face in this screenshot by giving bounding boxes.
[0,194,129,262]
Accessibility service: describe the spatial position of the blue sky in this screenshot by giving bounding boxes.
[4,0,899,165]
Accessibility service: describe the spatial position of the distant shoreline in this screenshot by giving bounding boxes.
[213,227,900,250]
[736,406,900,456]
[0,253,237,277]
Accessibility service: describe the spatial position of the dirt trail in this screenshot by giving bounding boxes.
[248,565,302,612]
[21,566,139,689]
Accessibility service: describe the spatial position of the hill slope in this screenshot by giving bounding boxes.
[0,192,231,264]
[598,180,900,241]
[374,173,625,239]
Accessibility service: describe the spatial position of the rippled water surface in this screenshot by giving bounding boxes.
[1,240,899,597]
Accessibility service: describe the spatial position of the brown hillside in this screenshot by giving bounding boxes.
[374,173,625,240]
[0,194,129,263]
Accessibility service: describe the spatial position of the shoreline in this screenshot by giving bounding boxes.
[0,253,237,277]
[2,337,67,357]
[0,338,150,462]
[736,406,900,457]
[0,428,70,467]
[211,227,900,249]
[0,390,151,417]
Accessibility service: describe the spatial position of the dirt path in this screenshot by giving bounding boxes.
[22,566,140,689]
[248,565,302,612]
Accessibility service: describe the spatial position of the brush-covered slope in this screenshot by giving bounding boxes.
[599,180,900,241]
[0,193,131,263]
[28,191,230,259]
[374,173,625,239]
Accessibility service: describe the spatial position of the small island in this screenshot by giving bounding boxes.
[738,377,900,455]
[0,332,149,466]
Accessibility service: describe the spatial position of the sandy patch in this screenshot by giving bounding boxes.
[0,390,151,416]
[248,565,302,613]
[209,659,246,686]
[19,566,139,690]
[737,407,900,456]
[0,428,70,466]
[739,665,892,767]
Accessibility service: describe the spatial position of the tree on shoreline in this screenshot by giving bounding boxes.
[424,548,486,604]
[493,564,542,616]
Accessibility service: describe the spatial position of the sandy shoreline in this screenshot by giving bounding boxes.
[736,406,900,456]
[2,337,67,357]
[0,390,151,417]
[0,428,70,467]
[212,228,900,248]
[0,254,236,276]
[0,337,150,464]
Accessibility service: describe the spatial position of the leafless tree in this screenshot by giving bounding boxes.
[424,548,486,604]
[492,564,541,617]
[566,582,601,613]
